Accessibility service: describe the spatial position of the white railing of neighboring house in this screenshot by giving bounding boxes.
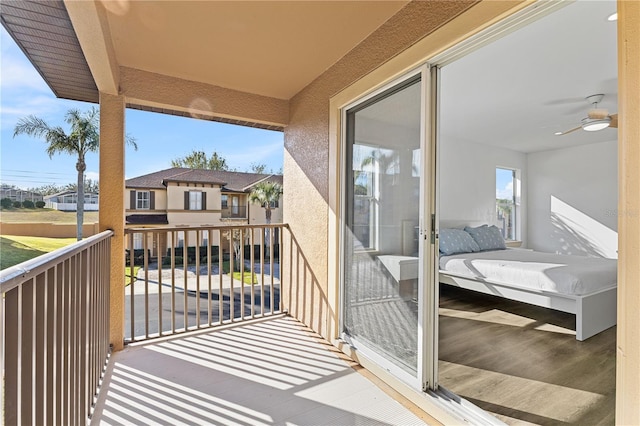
[124,224,288,342]
[0,230,113,426]
[45,201,100,211]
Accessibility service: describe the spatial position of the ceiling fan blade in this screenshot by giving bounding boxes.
[555,126,581,136]
[610,114,618,128]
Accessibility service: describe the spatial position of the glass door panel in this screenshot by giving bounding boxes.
[343,76,422,377]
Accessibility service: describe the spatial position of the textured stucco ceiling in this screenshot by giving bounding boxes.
[104,1,409,100]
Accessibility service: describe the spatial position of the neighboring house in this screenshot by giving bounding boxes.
[124,168,282,253]
[44,190,99,211]
[0,185,43,202]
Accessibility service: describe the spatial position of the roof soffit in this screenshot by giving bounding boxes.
[63,0,119,95]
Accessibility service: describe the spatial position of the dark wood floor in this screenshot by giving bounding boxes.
[438,286,616,426]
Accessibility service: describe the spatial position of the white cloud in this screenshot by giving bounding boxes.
[85,171,100,181]
[496,181,514,199]
[0,95,62,131]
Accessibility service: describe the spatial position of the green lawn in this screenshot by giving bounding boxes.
[0,235,76,270]
[0,208,99,223]
[125,266,141,286]
[232,271,258,285]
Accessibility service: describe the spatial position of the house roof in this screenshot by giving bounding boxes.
[125,168,283,193]
[43,190,99,200]
[126,214,169,225]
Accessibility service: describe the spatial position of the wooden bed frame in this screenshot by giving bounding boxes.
[439,271,617,341]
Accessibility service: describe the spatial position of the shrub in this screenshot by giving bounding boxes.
[0,198,13,209]
[35,201,45,208]
[124,249,151,266]
[13,201,22,208]
[22,200,35,209]
[201,255,220,265]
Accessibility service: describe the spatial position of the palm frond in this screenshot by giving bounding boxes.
[13,115,53,138]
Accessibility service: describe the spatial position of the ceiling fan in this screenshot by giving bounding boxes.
[555,94,618,136]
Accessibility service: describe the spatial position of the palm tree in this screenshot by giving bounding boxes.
[13,107,137,240]
[249,181,283,246]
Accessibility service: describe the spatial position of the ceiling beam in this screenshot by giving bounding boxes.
[120,67,289,129]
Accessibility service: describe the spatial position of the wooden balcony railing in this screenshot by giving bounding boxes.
[1,230,113,425]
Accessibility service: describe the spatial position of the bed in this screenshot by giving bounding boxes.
[438,224,617,341]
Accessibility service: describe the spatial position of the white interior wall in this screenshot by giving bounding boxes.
[526,140,618,258]
[439,138,527,243]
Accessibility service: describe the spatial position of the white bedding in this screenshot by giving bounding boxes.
[439,249,617,296]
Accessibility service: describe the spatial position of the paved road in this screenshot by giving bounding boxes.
[124,283,281,340]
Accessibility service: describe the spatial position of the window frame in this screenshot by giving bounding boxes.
[136,190,150,210]
[189,191,202,211]
[495,167,520,241]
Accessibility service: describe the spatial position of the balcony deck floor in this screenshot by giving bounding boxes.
[91,316,435,426]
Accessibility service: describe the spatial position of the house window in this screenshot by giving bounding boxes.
[133,233,143,250]
[268,199,279,209]
[137,191,150,209]
[221,195,228,208]
[496,167,519,240]
[189,191,202,210]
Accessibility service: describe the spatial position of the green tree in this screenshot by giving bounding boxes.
[249,181,283,247]
[14,107,137,240]
[64,178,99,194]
[248,162,268,174]
[249,181,283,225]
[171,150,229,170]
[220,219,248,272]
[28,184,63,196]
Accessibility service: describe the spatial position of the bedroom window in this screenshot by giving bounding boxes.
[136,191,150,210]
[184,190,206,210]
[496,167,518,240]
[189,191,202,210]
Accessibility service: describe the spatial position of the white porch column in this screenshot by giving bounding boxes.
[99,92,126,351]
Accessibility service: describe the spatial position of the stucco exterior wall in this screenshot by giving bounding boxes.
[283,0,479,339]
[125,188,168,211]
[166,182,221,211]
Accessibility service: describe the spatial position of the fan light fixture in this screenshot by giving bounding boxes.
[582,116,611,132]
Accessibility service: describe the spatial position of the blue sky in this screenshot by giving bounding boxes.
[496,168,514,200]
[0,27,284,190]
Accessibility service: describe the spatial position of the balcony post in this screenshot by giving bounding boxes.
[617,1,640,422]
[99,92,126,351]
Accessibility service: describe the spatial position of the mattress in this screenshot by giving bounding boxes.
[439,249,617,296]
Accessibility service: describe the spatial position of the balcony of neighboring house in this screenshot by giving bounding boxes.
[221,194,247,219]
[1,224,434,426]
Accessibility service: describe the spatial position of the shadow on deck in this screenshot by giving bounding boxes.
[91,316,431,426]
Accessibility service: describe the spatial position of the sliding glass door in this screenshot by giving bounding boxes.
[342,68,436,387]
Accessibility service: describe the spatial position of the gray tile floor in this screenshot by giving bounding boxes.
[91,316,429,426]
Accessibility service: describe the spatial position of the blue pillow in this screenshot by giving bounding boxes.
[464,225,507,251]
[439,228,480,256]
